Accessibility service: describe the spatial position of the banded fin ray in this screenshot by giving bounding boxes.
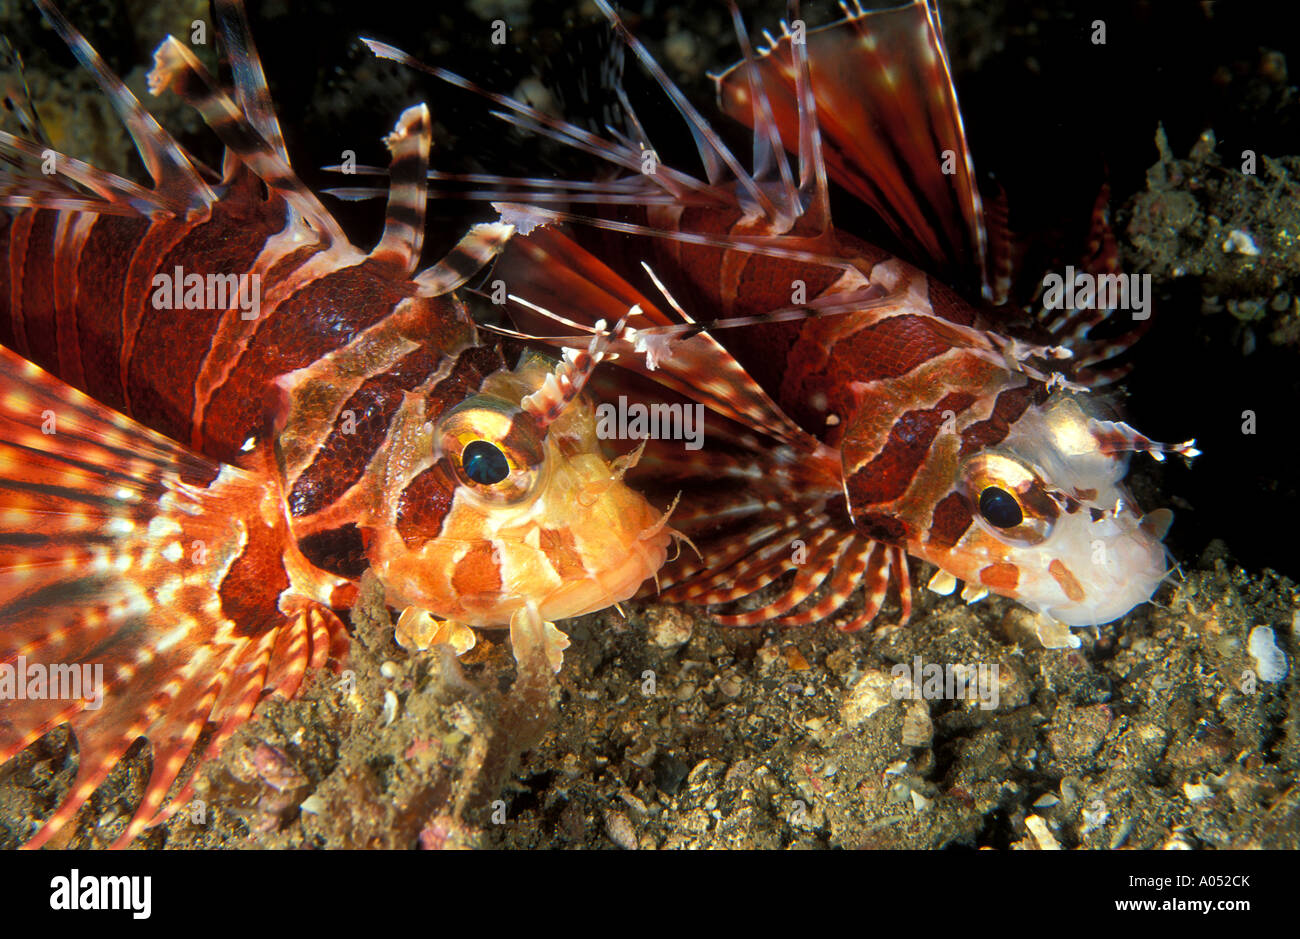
[0,14,177,218]
[354,36,719,208]
[211,0,289,164]
[30,0,216,217]
[147,35,348,247]
[0,132,157,217]
[491,224,823,451]
[370,104,432,275]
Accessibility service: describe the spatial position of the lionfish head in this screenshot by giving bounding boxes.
[914,392,1193,627]
[366,347,674,631]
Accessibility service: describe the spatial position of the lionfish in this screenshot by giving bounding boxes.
[362,0,1199,644]
[0,0,673,847]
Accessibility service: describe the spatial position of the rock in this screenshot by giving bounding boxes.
[646,605,694,649]
[604,810,638,850]
[901,700,934,747]
[841,670,895,728]
[1025,815,1060,850]
[783,646,812,671]
[653,754,690,796]
[1047,705,1112,762]
[1001,608,1080,649]
[1248,625,1289,682]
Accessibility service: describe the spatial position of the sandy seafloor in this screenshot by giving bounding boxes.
[0,0,1297,849]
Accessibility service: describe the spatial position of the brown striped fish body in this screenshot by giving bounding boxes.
[371,0,1199,641]
[0,0,672,848]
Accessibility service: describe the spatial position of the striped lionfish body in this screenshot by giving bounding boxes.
[0,0,673,848]
[365,0,1199,642]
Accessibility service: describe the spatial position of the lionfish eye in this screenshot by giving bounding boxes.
[462,440,510,485]
[978,486,1023,529]
[435,395,546,505]
[959,451,1058,546]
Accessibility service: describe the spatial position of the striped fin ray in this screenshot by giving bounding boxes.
[732,536,873,629]
[0,8,185,219]
[413,221,515,297]
[29,0,216,217]
[590,0,779,220]
[325,167,678,206]
[111,602,345,849]
[345,99,515,292]
[707,528,850,626]
[110,600,345,848]
[570,369,873,629]
[669,511,841,606]
[701,539,910,637]
[777,536,878,628]
[0,131,158,216]
[492,224,841,450]
[785,0,833,233]
[147,36,347,246]
[655,485,910,634]
[520,314,626,429]
[348,4,820,232]
[212,0,289,163]
[725,1,799,222]
[369,105,433,275]
[0,346,346,847]
[491,201,861,272]
[832,544,912,634]
[791,541,884,632]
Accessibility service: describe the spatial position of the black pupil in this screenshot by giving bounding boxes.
[979,487,1023,529]
[463,440,510,485]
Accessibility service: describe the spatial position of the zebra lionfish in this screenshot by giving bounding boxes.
[363,0,1200,645]
[0,0,674,847]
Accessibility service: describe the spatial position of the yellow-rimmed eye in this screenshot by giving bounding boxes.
[435,395,546,504]
[959,451,1059,546]
[462,440,509,485]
